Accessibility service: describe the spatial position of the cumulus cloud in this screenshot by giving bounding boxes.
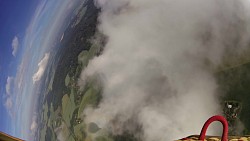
[30,120,37,132]
[12,36,19,57]
[79,0,250,140]
[4,77,15,118]
[5,76,14,95]
[33,53,50,83]
[30,115,38,134]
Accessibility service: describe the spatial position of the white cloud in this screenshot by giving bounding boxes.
[4,96,15,118]
[30,115,38,134]
[30,120,37,132]
[79,0,250,140]
[33,53,50,83]
[5,76,14,95]
[4,98,13,109]
[4,76,15,118]
[12,36,19,57]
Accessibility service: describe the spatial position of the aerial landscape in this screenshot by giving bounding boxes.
[1,0,250,141]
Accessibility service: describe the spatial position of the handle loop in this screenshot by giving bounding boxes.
[199,115,228,141]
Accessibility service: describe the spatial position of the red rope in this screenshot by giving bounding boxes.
[199,115,228,141]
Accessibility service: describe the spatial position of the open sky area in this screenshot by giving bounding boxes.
[0,0,40,134]
[0,0,82,139]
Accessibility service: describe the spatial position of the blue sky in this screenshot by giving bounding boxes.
[0,0,83,140]
[0,0,40,134]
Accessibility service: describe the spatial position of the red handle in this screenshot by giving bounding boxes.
[199,115,228,141]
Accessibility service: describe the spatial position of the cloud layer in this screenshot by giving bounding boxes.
[79,0,250,140]
[33,53,50,83]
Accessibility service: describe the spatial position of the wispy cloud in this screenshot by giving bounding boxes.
[4,97,13,109]
[5,76,14,95]
[4,97,13,118]
[12,36,19,57]
[32,53,50,83]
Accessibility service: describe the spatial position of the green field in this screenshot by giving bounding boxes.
[39,43,107,141]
